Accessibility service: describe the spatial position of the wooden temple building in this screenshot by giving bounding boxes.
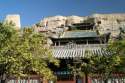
[48,22,111,83]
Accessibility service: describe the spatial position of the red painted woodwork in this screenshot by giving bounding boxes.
[56,80,75,83]
[88,77,91,83]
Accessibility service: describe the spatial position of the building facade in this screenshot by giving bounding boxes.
[49,22,111,83]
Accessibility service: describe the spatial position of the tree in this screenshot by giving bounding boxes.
[91,54,121,83]
[69,49,121,83]
[69,51,95,83]
[0,23,59,83]
[89,38,125,83]
[0,22,18,83]
[108,39,125,73]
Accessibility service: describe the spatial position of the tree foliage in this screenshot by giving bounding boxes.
[69,48,122,83]
[108,39,125,72]
[0,22,59,80]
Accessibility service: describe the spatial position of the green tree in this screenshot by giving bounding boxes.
[91,54,121,83]
[89,38,125,83]
[108,39,125,73]
[70,49,121,83]
[69,51,95,83]
[0,23,59,83]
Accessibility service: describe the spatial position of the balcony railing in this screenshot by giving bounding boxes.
[52,44,107,49]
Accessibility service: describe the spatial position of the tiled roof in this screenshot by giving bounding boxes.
[60,31,98,38]
[52,44,107,59]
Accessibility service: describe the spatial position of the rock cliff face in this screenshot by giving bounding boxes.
[33,14,125,38]
[38,15,88,29]
[39,16,66,29]
[93,14,125,38]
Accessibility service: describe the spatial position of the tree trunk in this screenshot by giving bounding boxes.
[74,74,76,83]
[85,73,88,83]
[1,80,5,83]
[1,73,7,83]
[104,79,108,83]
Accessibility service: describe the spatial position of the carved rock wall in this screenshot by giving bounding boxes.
[34,14,125,38]
[93,14,125,37]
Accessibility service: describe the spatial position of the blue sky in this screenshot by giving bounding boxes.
[0,0,125,27]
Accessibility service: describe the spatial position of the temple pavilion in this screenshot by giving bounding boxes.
[49,22,110,83]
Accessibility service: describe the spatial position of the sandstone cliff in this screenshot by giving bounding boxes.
[93,14,125,38]
[33,14,125,38]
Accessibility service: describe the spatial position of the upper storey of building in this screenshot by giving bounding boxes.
[68,22,95,30]
[50,22,110,46]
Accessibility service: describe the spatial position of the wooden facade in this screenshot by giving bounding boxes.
[49,23,125,83]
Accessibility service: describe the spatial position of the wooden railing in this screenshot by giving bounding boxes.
[52,44,107,49]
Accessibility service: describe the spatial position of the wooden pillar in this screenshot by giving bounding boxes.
[28,76,30,83]
[54,42,56,46]
[59,41,60,46]
[42,77,48,83]
[88,76,92,83]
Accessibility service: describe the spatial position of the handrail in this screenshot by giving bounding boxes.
[52,44,107,49]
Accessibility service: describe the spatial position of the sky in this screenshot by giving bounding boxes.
[0,0,125,27]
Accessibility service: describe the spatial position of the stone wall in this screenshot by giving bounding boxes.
[5,14,21,29]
